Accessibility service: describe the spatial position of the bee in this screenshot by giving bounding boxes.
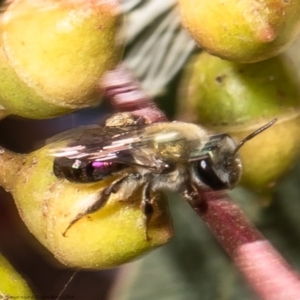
[50,112,276,238]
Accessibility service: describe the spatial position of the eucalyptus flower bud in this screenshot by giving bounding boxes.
[0,253,35,299]
[178,0,300,63]
[0,0,123,119]
[0,145,172,269]
[178,51,300,195]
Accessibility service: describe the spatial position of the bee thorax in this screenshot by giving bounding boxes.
[151,166,188,192]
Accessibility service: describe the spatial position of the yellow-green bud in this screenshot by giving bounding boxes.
[0,145,172,269]
[178,0,300,63]
[178,51,300,194]
[0,0,123,119]
[0,253,35,299]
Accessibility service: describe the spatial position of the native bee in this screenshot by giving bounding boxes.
[49,112,276,237]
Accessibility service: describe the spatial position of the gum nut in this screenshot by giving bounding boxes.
[178,0,300,63]
[178,51,300,193]
[4,146,173,269]
[0,253,35,299]
[230,119,300,193]
[0,0,123,119]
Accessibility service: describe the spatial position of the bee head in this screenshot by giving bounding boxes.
[190,135,242,190]
[190,119,277,191]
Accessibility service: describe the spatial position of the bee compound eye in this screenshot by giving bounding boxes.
[193,158,228,190]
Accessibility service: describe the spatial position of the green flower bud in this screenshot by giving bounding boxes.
[178,0,300,63]
[0,0,123,119]
[178,51,300,194]
[0,253,35,299]
[0,145,172,269]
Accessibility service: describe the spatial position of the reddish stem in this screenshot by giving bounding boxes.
[193,191,300,299]
[100,65,167,123]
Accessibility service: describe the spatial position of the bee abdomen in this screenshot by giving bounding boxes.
[53,157,123,183]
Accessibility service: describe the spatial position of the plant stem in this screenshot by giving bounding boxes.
[192,190,300,300]
[100,65,168,123]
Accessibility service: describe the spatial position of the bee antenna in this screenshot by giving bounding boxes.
[232,118,277,156]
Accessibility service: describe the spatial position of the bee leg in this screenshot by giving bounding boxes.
[182,183,202,206]
[140,183,154,241]
[62,174,130,237]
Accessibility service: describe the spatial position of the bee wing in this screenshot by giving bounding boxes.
[48,124,159,168]
[48,122,213,169]
[46,125,127,145]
